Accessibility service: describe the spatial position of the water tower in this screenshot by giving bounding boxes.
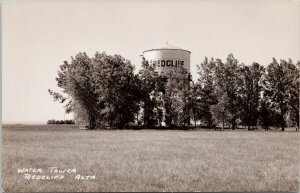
[142,42,191,74]
[142,43,191,127]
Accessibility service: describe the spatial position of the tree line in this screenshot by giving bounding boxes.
[47,119,75,124]
[49,52,299,131]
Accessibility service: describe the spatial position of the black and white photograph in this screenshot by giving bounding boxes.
[2,0,300,192]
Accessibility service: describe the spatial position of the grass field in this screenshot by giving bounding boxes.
[2,124,299,192]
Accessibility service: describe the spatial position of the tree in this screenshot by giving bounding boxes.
[91,52,141,129]
[50,52,140,129]
[138,58,159,128]
[211,94,230,130]
[164,67,191,127]
[286,60,300,129]
[238,63,264,130]
[49,52,100,129]
[195,57,218,128]
[213,54,242,130]
[263,58,290,131]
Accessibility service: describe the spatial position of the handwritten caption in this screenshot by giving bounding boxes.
[17,167,96,180]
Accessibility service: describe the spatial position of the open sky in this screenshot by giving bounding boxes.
[2,0,300,123]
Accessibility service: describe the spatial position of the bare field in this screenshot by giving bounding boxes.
[2,125,299,192]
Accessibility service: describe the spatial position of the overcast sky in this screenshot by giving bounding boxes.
[2,0,300,123]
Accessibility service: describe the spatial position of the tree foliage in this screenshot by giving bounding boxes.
[91,52,141,129]
[138,58,159,127]
[263,59,291,130]
[164,67,191,127]
[49,52,99,129]
[238,63,264,130]
[49,51,299,131]
[50,52,140,129]
[212,54,242,130]
[195,57,218,128]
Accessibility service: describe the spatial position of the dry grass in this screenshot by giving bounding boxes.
[2,124,299,192]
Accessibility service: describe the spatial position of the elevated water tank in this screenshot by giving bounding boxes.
[143,42,191,74]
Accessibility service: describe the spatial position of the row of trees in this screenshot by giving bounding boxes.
[47,119,75,124]
[49,52,299,131]
[195,55,299,131]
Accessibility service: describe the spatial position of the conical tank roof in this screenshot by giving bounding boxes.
[143,42,191,53]
[157,42,181,49]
